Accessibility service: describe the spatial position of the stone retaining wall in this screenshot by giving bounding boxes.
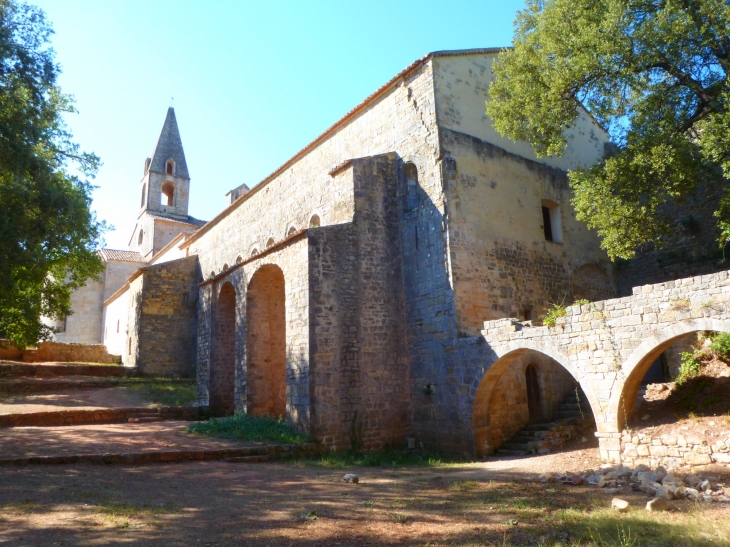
[619,430,730,469]
[0,341,122,364]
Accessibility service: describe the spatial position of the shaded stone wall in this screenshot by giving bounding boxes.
[129,256,200,377]
[308,154,411,451]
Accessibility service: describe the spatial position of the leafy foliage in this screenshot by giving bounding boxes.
[186,414,311,444]
[539,302,567,327]
[676,351,704,385]
[486,0,730,259]
[708,331,730,359]
[0,1,105,348]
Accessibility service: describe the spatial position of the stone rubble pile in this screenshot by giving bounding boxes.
[538,462,730,510]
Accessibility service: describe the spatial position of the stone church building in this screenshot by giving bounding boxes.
[58,48,622,454]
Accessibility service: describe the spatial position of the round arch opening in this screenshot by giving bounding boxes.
[210,282,236,417]
[246,264,286,418]
[472,348,595,457]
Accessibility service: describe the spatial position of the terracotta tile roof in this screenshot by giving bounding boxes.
[98,249,147,263]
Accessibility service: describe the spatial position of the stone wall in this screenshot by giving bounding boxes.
[440,128,615,336]
[128,256,200,377]
[0,341,121,364]
[308,154,411,451]
[620,430,730,469]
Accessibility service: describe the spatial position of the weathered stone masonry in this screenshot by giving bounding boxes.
[475,270,730,463]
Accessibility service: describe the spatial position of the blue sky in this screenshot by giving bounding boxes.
[35,0,525,249]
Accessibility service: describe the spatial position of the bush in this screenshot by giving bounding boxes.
[675,351,704,385]
[540,303,567,327]
[186,414,311,444]
[709,332,730,360]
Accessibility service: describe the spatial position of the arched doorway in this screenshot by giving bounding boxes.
[246,265,286,418]
[472,346,597,457]
[210,282,236,416]
[525,364,541,422]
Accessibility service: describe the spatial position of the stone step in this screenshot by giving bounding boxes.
[500,442,531,451]
[127,418,164,423]
[523,422,556,431]
[0,406,205,428]
[495,448,529,456]
[0,442,322,467]
[553,410,584,420]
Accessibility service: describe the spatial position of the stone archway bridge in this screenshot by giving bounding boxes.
[480,270,730,463]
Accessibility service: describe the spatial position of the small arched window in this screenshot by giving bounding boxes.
[309,214,320,228]
[210,271,216,278]
[140,183,146,208]
[287,226,297,236]
[235,255,243,265]
[222,263,229,271]
[116,319,120,333]
[251,248,259,257]
[138,229,144,245]
[166,159,174,175]
[404,162,418,211]
[266,237,275,248]
[162,182,175,207]
[128,338,132,353]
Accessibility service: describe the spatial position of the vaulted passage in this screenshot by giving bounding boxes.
[473,349,595,457]
[210,282,236,416]
[246,265,286,418]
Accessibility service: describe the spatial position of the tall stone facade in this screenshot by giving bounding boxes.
[65,48,722,456]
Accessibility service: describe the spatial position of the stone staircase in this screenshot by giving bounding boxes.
[495,390,594,457]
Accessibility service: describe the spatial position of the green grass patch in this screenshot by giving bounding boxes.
[303,449,464,468]
[124,380,196,407]
[186,413,311,444]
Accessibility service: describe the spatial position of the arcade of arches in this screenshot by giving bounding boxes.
[478,270,730,462]
[206,266,287,420]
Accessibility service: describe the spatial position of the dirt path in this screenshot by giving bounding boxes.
[0,386,156,415]
[0,421,257,458]
[0,449,728,547]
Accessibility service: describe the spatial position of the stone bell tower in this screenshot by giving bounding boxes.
[129,108,203,259]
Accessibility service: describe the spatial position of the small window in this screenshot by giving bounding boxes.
[523,307,533,321]
[309,214,320,228]
[404,162,419,211]
[140,183,146,208]
[138,229,144,245]
[166,159,174,175]
[210,271,216,278]
[266,238,275,248]
[235,255,243,265]
[116,319,120,333]
[251,248,259,257]
[128,338,132,353]
[541,200,563,243]
[222,263,229,271]
[162,182,175,207]
[287,226,297,236]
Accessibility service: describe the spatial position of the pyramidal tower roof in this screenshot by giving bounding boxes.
[149,107,189,178]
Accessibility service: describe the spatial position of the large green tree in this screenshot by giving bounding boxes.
[486,0,730,259]
[0,0,105,348]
